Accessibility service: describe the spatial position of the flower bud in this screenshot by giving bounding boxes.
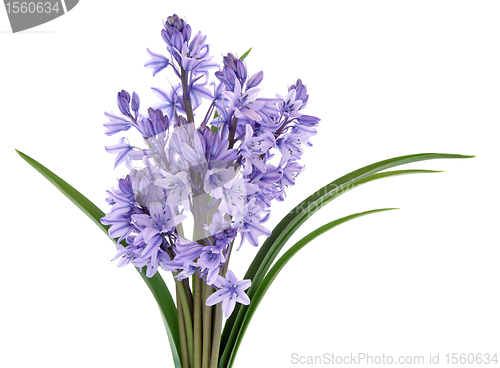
[246,71,264,89]
[131,92,140,114]
[117,90,131,116]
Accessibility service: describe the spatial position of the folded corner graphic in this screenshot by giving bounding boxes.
[4,0,79,33]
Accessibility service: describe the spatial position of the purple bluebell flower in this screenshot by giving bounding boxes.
[222,80,265,121]
[279,160,304,192]
[278,88,303,119]
[176,32,218,75]
[288,79,309,107]
[105,137,133,169]
[296,114,320,127]
[144,48,170,76]
[155,170,192,208]
[239,125,275,174]
[215,53,250,91]
[234,197,271,248]
[131,92,140,117]
[205,271,251,318]
[137,108,170,138]
[162,14,192,53]
[198,246,226,284]
[117,90,131,116]
[101,176,137,243]
[151,86,185,123]
[210,175,259,216]
[103,111,132,136]
[246,71,264,90]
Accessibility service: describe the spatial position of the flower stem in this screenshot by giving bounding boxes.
[180,67,195,123]
[193,274,203,368]
[177,290,190,368]
[176,278,195,367]
[209,303,223,368]
[182,277,194,317]
[227,116,239,149]
[202,284,213,368]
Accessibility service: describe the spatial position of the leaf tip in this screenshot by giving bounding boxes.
[240,47,252,61]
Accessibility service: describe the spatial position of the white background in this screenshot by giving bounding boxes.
[1,1,498,367]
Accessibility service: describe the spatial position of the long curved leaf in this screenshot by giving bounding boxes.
[220,153,472,365]
[16,149,182,368]
[226,208,397,367]
[249,154,471,296]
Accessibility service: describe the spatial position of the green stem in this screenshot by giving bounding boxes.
[210,304,223,368]
[176,278,195,367]
[227,116,238,149]
[202,284,213,368]
[182,277,194,318]
[193,275,203,368]
[177,289,190,368]
[180,67,195,123]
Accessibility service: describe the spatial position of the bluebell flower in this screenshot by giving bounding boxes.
[205,271,251,318]
[117,90,131,116]
[279,160,304,193]
[176,32,218,75]
[277,88,303,119]
[239,125,275,174]
[151,86,185,123]
[144,48,170,76]
[234,197,271,248]
[103,111,132,136]
[131,92,140,117]
[246,71,264,90]
[222,80,265,121]
[105,137,133,169]
[215,53,252,92]
[137,108,170,138]
[288,79,309,107]
[155,170,192,209]
[162,14,192,54]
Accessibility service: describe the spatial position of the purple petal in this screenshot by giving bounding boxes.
[206,289,228,306]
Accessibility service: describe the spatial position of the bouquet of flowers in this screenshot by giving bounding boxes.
[16,14,472,368]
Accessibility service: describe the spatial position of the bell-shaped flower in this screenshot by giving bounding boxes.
[103,111,133,136]
[151,85,186,123]
[105,137,133,169]
[239,125,275,174]
[155,170,192,209]
[204,167,236,194]
[277,88,303,119]
[205,270,251,318]
[210,176,258,216]
[222,80,265,121]
[144,48,170,76]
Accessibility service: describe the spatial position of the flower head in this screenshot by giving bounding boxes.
[102,15,319,285]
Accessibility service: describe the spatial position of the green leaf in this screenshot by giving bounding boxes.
[219,153,473,365]
[16,149,182,368]
[226,208,398,368]
[239,47,252,60]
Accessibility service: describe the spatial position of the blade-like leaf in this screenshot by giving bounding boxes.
[226,208,398,367]
[16,149,182,368]
[239,47,252,60]
[249,155,471,293]
[220,153,472,365]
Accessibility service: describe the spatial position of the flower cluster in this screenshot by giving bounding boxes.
[101,14,319,317]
